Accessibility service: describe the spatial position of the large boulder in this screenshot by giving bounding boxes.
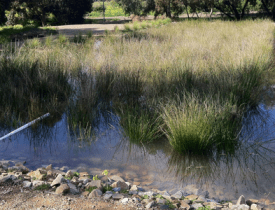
[56,184,70,195]
[51,174,65,187]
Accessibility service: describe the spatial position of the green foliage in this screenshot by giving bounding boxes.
[86,186,97,193]
[102,170,109,176]
[93,175,99,180]
[165,200,176,209]
[143,194,149,199]
[120,189,129,194]
[73,172,80,177]
[89,1,126,17]
[34,184,50,191]
[102,185,113,193]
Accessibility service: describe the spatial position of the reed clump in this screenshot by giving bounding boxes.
[0,20,274,153]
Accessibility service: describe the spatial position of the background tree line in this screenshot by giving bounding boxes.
[0,0,274,26]
[116,0,275,20]
[0,0,92,25]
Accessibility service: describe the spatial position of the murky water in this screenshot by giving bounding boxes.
[1,87,275,202]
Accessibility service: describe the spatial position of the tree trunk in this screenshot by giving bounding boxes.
[166,0,171,18]
[209,8,213,20]
[186,7,189,19]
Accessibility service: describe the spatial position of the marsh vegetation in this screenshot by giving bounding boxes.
[0,20,274,155]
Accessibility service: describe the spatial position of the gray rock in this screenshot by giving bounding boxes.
[144,191,157,197]
[103,194,113,200]
[171,191,183,199]
[51,174,65,187]
[32,180,47,187]
[137,186,145,191]
[68,182,79,194]
[109,175,125,182]
[161,191,171,199]
[111,181,129,190]
[56,184,70,195]
[132,197,141,203]
[130,185,138,191]
[65,170,74,178]
[236,195,246,205]
[113,187,121,192]
[156,198,166,204]
[85,180,102,190]
[0,174,17,183]
[23,181,32,188]
[146,201,155,209]
[88,189,102,198]
[45,164,52,171]
[180,200,190,210]
[159,205,170,209]
[231,204,249,210]
[81,179,90,185]
[190,203,203,209]
[129,190,138,195]
[121,198,129,204]
[105,191,113,194]
[251,204,260,210]
[112,193,124,200]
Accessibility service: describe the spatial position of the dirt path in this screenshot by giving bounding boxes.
[55,23,126,37]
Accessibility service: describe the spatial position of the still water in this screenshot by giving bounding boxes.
[1,92,275,202]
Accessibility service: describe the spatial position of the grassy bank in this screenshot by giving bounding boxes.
[0,20,274,154]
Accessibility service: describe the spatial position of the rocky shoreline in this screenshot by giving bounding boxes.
[0,160,274,210]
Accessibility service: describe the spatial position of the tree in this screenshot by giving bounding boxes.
[52,0,92,24]
[260,0,275,20]
[0,0,12,24]
[212,0,257,20]
[116,0,155,16]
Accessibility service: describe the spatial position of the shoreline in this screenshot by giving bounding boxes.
[0,160,274,210]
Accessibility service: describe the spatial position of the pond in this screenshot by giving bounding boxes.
[1,83,275,203]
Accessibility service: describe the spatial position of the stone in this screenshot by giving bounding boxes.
[130,185,138,191]
[246,199,259,206]
[109,175,125,182]
[51,174,65,187]
[142,199,152,205]
[146,201,155,209]
[144,191,157,197]
[180,200,191,210]
[231,204,249,210]
[23,181,32,188]
[85,180,102,190]
[8,165,29,174]
[159,205,170,209]
[251,204,260,210]
[156,198,166,204]
[32,181,47,187]
[0,174,17,183]
[113,187,121,192]
[132,197,141,203]
[161,191,171,199]
[79,172,90,178]
[105,191,113,194]
[56,184,70,195]
[236,195,246,205]
[203,202,217,209]
[27,169,47,180]
[112,194,124,200]
[129,190,138,195]
[111,181,129,190]
[68,182,79,194]
[81,178,90,185]
[45,164,52,171]
[185,194,198,201]
[121,198,129,204]
[65,170,74,178]
[104,194,113,200]
[88,189,102,198]
[171,191,183,199]
[190,203,203,209]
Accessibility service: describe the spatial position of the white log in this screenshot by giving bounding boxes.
[0,113,50,141]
